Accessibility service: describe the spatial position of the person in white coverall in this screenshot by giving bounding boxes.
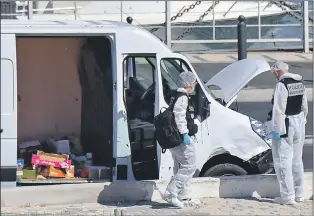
[162,71,198,208]
[270,61,308,205]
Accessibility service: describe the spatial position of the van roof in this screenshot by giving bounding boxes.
[1,20,136,32]
[1,20,172,55]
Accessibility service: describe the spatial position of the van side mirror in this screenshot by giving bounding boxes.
[203,101,211,117]
[195,83,211,121]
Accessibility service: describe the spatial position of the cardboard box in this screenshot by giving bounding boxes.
[40,166,65,178]
[31,151,71,169]
[21,169,37,179]
[37,150,69,159]
[39,165,74,178]
[52,140,70,154]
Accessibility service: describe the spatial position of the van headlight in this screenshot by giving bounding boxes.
[249,117,272,146]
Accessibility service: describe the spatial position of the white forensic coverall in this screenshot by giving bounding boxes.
[271,72,308,202]
[164,88,197,203]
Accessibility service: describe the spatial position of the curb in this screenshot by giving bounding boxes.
[185,53,313,63]
[1,173,312,207]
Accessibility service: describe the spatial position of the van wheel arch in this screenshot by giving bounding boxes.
[199,153,257,177]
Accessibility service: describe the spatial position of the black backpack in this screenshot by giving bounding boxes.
[154,92,186,153]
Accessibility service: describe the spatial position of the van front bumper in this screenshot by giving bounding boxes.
[250,149,274,174]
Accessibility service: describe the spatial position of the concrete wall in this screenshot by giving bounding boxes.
[16,38,84,142]
[1,173,313,207]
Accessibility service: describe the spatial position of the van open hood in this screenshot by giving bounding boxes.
[206,59,270,106]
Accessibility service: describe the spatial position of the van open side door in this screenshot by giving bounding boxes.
[156,53,212,180]
[113,53,160,182]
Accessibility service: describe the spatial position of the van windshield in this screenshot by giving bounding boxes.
[159,58,217,99]
[145,57,218,100]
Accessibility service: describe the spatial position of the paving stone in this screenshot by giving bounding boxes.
[1,197,312,216]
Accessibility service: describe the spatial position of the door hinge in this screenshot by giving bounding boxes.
[113,81,117,90]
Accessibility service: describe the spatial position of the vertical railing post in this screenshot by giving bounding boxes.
[27,1,33,20]
[258,1,261,40]
[237,15,247,60]
[165,1,172,48]
[212,4,216,40]
[120,1,123,22]
[74,1,77,20]
[303,1,309,53]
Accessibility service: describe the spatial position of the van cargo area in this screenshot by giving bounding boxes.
[16,36,115,183]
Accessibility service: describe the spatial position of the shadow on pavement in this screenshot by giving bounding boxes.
[222,197,276,204]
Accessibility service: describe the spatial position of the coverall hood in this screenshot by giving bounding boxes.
[279,72,303,81]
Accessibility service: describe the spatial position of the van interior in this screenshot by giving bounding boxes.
[16,36,164,182]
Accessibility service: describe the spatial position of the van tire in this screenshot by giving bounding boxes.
[202,163,248,177]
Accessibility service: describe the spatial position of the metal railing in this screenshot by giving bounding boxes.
[1,1,313,53]
[164,1,313,53]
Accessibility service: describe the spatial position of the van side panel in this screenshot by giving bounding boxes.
[1,34,17,187]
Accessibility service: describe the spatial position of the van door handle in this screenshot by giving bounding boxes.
[0,129,3,133]
[123,111,127,121]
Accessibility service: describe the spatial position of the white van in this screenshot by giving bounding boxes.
[1,20,273,187]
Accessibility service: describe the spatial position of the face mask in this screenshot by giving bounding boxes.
[274,71,280,81]
[271,70,278,80]
[190,85,195,94]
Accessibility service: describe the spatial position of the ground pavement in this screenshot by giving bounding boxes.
[1,197,312,215]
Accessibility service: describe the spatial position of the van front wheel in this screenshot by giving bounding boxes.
[201,163,247,177]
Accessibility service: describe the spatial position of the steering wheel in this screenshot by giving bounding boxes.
[136,84,155,121]
[140,83,155,102]
[139,79,173,108]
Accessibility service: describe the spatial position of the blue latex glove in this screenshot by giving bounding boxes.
[183,134,191,145]
[271,131,281,140]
